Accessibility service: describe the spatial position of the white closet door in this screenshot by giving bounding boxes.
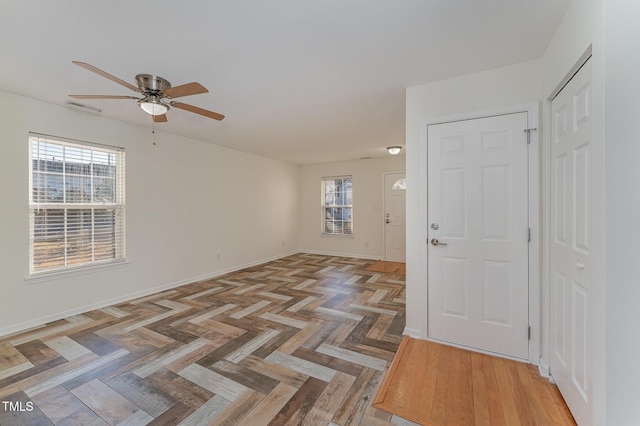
[550,58,594,426]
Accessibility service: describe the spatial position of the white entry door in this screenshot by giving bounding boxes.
[384,172,406,262]
[550,59,593,426]
[427,112,530,359]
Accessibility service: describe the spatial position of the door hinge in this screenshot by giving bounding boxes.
[528,228,531,242]
[524,128,537,144]
[528,326,531,340]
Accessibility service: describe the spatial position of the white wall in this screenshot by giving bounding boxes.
[539,0,606,424]
[299,157,405,259]
[0,90,299,334]
[404,59,543,337]
[405,0,611,422]
[604,1,640,424]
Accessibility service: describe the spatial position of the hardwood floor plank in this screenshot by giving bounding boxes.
[0,390,55,426]
[304,371,356,424]
[210,359,280,395]
[146,369,213,410]
[71,378,139,425]
[176,395,230,426]
[133,337,211,378]
[118,410,154,426]
[333,367,385,426]
[105,372,176,418]
[14,340,62,366]
[31,385,103,425]
[365,261,406,275]
[429,342,451,425]
[267,376,327,425]
[0,357,69,397]
[8,316,93,346]
[444,346,462,425]
[277,320,325,355]
[147,402,191,426]
[25,349,128,397]
[0,254,573,426]
[459,349,476,425]
[316,343,387,371]
[470,352,490,426]
[374,338,574,426]
[240,355,309,389]
[405,334,435,418]
[224,329,281,363]
[178,363,249,402]
[242,382,298,425]
[208,388,265,426]
[265,350,336,382]
[483,354,507,426]
[68,332,122,356]
[0,342,31,370]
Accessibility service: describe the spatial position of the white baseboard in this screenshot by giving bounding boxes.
[299,249,379,261]
[0,250,299,338]
[538,357,551,379]
[402,327,423,338]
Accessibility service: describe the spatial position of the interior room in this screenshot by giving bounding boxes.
[1,1,639,425]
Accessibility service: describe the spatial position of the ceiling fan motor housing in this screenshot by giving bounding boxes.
[135,74,171,94]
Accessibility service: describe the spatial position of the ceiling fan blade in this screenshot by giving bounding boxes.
[72,61,140,93]
[69,95,139,100]
[172,102,225,121]
[163,82,208,99]
[153,114,168,123]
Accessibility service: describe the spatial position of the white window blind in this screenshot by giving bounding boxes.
[28,134,126,275]
[321,176,352,235]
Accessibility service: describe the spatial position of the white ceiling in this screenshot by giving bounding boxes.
[0,0,570,165]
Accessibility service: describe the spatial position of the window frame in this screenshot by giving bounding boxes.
[321,176,353,236]
[28,134,126,277]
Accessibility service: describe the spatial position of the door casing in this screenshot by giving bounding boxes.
[418,103,540,365]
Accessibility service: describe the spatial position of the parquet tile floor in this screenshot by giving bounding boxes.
[0,254,415,426]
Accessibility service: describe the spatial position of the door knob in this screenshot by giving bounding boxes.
[385,219,391,224]
[576,262,585,270]
[430,238,447,247]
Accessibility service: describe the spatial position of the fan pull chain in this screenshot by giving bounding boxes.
[152,117,157,146]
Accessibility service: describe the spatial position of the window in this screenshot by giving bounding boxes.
[28,134,126,275]
[321,176,352,235]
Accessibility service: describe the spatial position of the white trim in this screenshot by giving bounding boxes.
[419,102,541,366]
[0,250,298,338]
[527,103,541,366]
[538,357,551,379]
[24,260,129,284]
[549,46,592,101]
[402,327,422,338]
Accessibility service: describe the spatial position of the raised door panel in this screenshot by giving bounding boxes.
[441,168,467,239]
[441,257,467,318]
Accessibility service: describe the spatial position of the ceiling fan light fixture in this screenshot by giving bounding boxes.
[387,146,402,155]
[139,97,169,116]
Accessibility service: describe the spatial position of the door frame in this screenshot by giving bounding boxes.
[382,171,406,262]
[419,102,540,365]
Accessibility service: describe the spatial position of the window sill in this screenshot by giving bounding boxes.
[24,260,129,284]
[320,233,355,238]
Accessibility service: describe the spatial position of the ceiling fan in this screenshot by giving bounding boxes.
[69,61,224,122]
